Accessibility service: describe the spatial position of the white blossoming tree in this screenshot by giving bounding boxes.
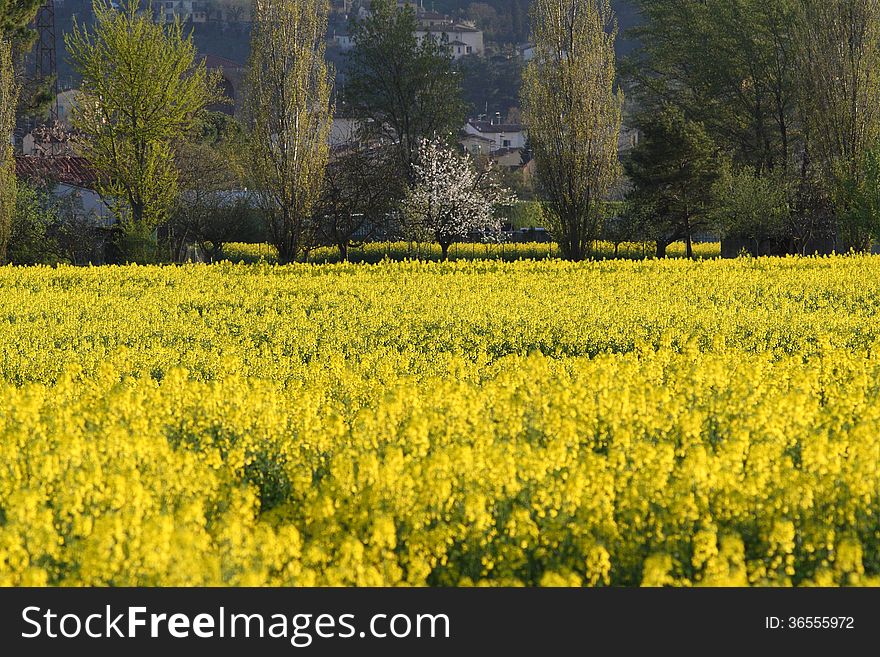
[405,138,515,260]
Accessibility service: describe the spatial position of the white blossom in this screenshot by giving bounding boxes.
[404,137,515,255]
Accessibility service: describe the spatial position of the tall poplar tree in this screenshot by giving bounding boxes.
[244,0,333,264]
[522,0,623,261]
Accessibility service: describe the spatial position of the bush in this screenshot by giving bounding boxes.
[7,183,62,265]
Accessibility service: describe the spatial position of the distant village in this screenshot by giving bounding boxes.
[16,0,549,226]
[11,0,639,267]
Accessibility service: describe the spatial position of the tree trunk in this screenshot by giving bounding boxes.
[131,201,144,227]
[277,240,296,265]
[338,241,348,262]
[656,241,667,258]
[686,233,694,259]
[440,241,451,261]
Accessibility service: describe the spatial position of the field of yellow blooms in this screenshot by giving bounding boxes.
[222,240,721,264]
[1,256,879,587]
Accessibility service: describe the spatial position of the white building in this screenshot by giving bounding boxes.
[416,20,484,60]
[155,1,209,23]
[332,32,355,50]
[334,7,484,59]
[463,117,528,152]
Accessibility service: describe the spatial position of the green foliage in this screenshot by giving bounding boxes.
[795,0,880,250]
[7,183,61,266]
[115,222,160,265]
[503,201,545,230]
[0,36,14,265]
[625,106,720,257]
[457,52,523,120]
[628,0,798,175]
[344,0,467,176]
[0,0,43,45]
[460,0,531,43]
[522,0,623,261]
[243,0,333,265]
[65,0,219,237]
[839,145,880,245]
[712,163,789,244]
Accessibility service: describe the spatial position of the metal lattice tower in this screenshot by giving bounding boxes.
[35,1,59,124]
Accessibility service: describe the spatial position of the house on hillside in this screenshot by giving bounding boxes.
[460,131,496,156]
[416,17,484,59]
[463,116,528,151]
[487,147,523,168]
[333,5,485,59]
[459,116,529,171]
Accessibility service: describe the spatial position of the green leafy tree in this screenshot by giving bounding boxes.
[0,0,43,44]
[625,106,720,258]
[522,0,623,261]
[7,181,62,265]
[457,51,523,120]
[794,0,880,250]
[711,163,789,255]
[243,0,333,265]
[0,0,44,263]
[65,0,219,239]
[629,0,798,176]
[840,145,880,246]
[344,0,466,179]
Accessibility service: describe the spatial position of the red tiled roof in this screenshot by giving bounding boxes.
[15,156,101,190]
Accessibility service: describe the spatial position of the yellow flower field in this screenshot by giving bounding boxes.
[0,256,879,586]
[222,240,721,264]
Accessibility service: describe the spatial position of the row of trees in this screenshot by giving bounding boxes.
[3,0,510,265]
[245,0,513,263]
[515,0,880,260]
[620,0,880,256]
[0,0,636,266]
[13,0,880,265]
